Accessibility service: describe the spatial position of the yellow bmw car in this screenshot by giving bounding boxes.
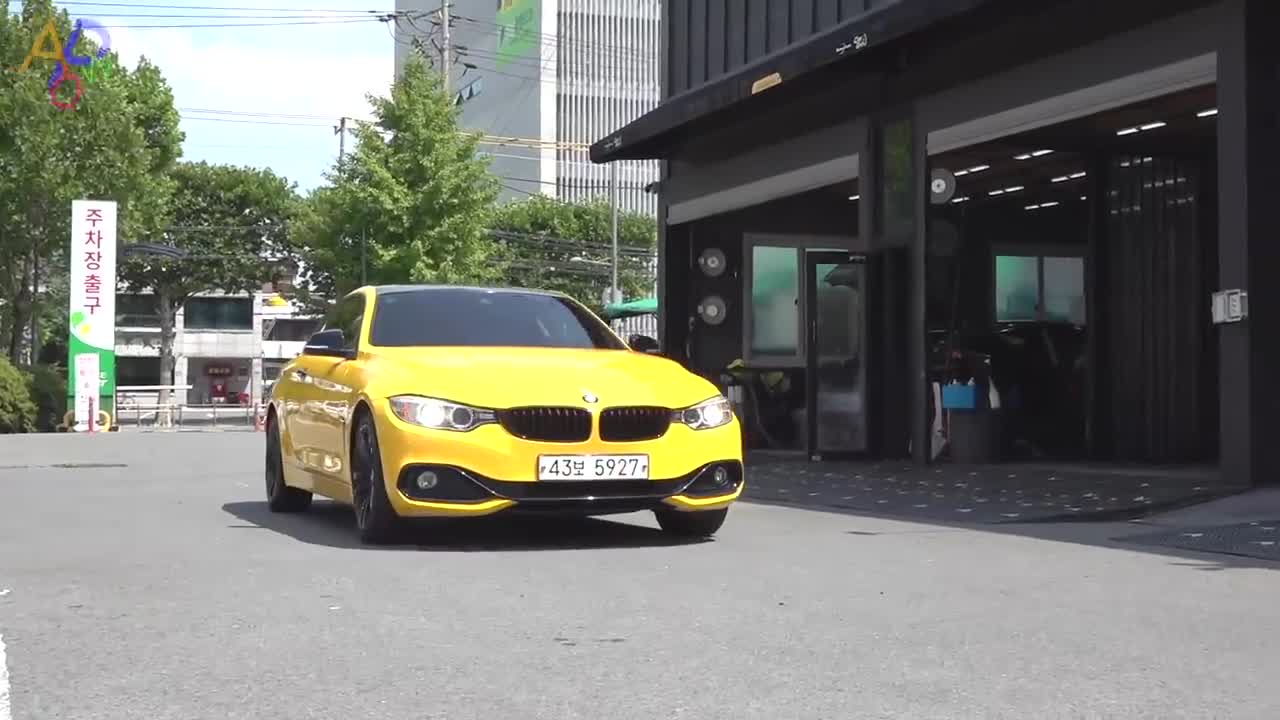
[265,285,744,544]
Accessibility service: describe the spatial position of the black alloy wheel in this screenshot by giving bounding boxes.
[351,413,400,544]
[265,415,312,513]
[654,507,729,538]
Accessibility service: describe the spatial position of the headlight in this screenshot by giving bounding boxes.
[672,395,734,430]
[388,396,496,432]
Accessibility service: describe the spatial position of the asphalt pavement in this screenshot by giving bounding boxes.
[2,432,1279,719]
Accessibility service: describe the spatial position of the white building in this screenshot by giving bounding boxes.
[393,0,661,215]
[115,289,321,407]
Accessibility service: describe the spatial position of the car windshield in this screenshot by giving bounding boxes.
[370,288,628,349]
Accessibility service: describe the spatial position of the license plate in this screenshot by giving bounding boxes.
[537,454,650,481]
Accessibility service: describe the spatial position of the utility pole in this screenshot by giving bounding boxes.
[335,116,347,163]
[609,161,619,305]
[439,1,451,94]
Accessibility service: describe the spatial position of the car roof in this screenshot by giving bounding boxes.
[362,285,570,299]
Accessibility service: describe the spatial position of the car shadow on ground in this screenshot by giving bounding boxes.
[222,500,710,552]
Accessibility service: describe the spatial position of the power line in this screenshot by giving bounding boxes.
[181,115,332,128]
[5,1,396,12]
[91,17,387,29]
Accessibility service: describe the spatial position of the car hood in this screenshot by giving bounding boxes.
[364,347,721,409]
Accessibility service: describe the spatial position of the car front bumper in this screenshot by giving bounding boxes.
[373,409,744,518]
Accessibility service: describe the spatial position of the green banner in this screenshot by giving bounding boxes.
[495,0,539,68]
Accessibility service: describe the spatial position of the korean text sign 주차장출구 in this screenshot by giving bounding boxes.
[68,200,118,413]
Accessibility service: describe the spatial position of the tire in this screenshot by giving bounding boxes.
[654,507,729,538]
[351,412,400,544]
[266,416,312,513]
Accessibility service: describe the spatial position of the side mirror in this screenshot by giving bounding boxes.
[628,334,661,354]
[303,329,356,359]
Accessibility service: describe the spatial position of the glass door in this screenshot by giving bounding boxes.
[805,251,869,459]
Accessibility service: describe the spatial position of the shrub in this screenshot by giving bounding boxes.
[25,364,67,432]
[0,357,37,433]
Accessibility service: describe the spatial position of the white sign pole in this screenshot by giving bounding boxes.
[73,352,100,432]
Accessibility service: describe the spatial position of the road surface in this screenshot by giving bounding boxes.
[1,432,1278,719]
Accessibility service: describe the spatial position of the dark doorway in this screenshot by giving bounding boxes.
[805,251,869,459]
[926,84,1219,465]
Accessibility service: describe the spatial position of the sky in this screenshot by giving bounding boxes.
[10,0,397,193]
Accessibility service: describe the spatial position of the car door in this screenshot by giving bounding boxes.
[309,293,366,486]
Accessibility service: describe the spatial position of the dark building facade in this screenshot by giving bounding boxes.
[591,0,1280,487]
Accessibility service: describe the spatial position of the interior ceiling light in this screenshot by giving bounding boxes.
[848,194,860,200]
[953,164,990,177]
[951,196,970,203]
[1051,171,1089,183]
[1197,108,1218,117]
[1080,196,1087,201]
[1025,201,1061,211]
[983,183,1024,194]
[1118,121,1166,136]
[1014,150,1053,160]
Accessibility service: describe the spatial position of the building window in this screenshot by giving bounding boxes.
[184,297,253,331]
[749,245,802,360]
[117,294,160,327]
[994,254,1086,325]
[263,318,323,342]
[117,357,162,386]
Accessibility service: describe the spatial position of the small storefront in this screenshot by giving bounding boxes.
[592,0,1280,486]
[186,358,252,406]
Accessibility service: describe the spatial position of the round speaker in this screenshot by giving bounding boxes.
[930,168,957,205]
[696,295,727,325]
[698,247,727,277]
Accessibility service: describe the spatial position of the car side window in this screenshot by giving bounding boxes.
[326,295,365,351]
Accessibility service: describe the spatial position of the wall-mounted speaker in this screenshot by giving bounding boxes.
[698,247,727,277]
[688,229,743,371]
[930,168,957,205]
[696,295,728,325]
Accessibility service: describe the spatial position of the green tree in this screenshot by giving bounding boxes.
[117,161,299,406]
[0,356,36,433]
[294,53,500,314]
[0,0,183,363]
[490,195,657,312]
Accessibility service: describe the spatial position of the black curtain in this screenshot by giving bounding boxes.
[1101,155,1211,462]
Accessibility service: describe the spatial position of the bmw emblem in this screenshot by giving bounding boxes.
[582,391,598,404]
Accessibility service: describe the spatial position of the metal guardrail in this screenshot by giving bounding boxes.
[114,402,264,431]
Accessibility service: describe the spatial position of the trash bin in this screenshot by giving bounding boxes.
[942,382,1000,463]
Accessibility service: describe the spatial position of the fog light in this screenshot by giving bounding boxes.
[713,466,729,486]
[415,470,439,490]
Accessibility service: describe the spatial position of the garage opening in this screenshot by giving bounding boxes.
[925,84,1219,464]
[676,176,895,460]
